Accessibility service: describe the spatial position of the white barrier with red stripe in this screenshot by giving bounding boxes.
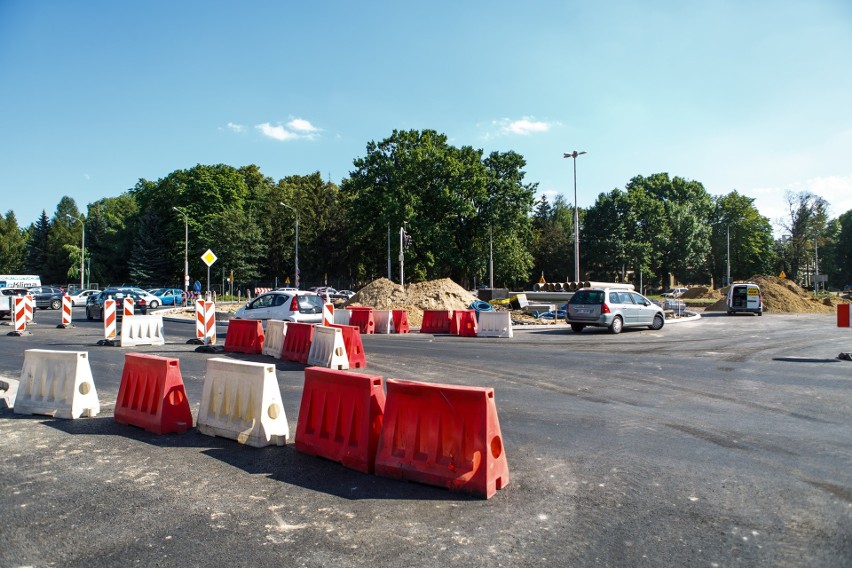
[13,297,28,333]
[25,294,34,323]
[104,298,117,340]
[203,300,216,345]
[123,297,134,318]
[195,299,205,340]
[322,302,334,327]
[59,294,73,327]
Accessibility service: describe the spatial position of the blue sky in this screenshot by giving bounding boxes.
[2,1,851,236]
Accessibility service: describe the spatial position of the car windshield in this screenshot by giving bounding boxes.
[571,290,604,304]
[297,295,323,312]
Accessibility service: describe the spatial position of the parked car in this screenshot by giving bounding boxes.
[29,286,65,310]
[726,283,763,316]
[149,287,186,306]
[0,287,31,319]
[234,291,323,323]
[338,289,356,299]
[566,287,665,334]
[85,288,149,321]
[661,287,688,298]
[68,289,101,307]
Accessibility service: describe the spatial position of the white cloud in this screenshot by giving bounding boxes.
[749,174,852,236]
[255,119,321,141]
[226,122,246,133]
[287,118,320,133]
[482,117,559,140]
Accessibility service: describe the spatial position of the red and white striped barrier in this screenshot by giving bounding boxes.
[11,296,29,334]
[25,294,34,323]
[203,300,216,345]
[322,302,334,327]
[123,297,134,318]
[58,294,73,328]
[104,298,117,340]
[195,299,205,341]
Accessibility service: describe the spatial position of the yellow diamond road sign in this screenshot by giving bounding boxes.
[201,249,218,267]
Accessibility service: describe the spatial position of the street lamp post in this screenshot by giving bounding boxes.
[279,202,300,289]
[563,150,587,283]
[172,207,189,296]
[726,223,731,287]
[66,214,85,291]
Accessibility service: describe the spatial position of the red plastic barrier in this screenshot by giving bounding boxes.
[392,310,410,334]
[295,367,386,473]
[330,324,366,368]
[374,379,510,499]
[838,304,850,328]
[449,309,478,337]
[349,309,375,335]
[420,310,452,334]
[114,354,193,434]
[224,319,265,354]
[282,322,315,363]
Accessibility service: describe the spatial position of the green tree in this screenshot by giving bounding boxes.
[85,194,139,286]
[45,197,83,285]
[128,208,172,285]
[531,194,574,283]
[709,191,774,286]
[582,189,634,282]
[831,209,852,287]
[25,211,51,277]
[0,211,27,273]
[780,190,829,285]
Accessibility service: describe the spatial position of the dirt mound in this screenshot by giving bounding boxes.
[704,275,851,313]
[681,287,723,300]
[347,277,476,327]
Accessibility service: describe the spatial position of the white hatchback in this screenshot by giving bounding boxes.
[234,291,324,323]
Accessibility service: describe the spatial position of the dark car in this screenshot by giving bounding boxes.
[29,286,65,310]
[86,288,149,321]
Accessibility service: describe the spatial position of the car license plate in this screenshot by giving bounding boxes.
[575,308,590,314]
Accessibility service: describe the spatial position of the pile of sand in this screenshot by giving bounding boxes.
[704,275,851,313]
[680,287,724,300]
[347,278,476,327]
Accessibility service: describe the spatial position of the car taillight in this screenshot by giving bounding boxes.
[138,299,146,307]
[601,303,611,314]
[289,296,300,311]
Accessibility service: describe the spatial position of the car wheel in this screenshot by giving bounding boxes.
[149,300,159,309]
[650,314,664,330]
[726,310,733,316]
[609,316,623,334]
[86,307,93,321]
[50,298,62,310]
[570,323,585,333]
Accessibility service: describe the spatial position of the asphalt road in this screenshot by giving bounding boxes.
[1,308,850,567]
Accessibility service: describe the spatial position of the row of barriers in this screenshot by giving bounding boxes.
[9,349,509,498]
[420,309,513,338]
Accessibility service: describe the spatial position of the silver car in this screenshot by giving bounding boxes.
[566,287,665,334]
[234,291,323,323]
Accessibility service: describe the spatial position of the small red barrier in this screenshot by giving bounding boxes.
[449,309,478,337]
[330,324,366,368]
[349,309,375,335]
[295,367,385,473]
[392,310,410,333]
[420,310,452,334]
[838,304,850,328]
[282,322,315,363]
[224,319,265,354]
[375,379,510,499]
[114,354,193,434]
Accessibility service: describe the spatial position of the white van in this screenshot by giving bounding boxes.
[726,283,763,316]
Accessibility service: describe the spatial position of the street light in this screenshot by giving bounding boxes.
[563,150,587,283]
[66,214,85,291]
[172,207,189,295]
[279,202,300,289]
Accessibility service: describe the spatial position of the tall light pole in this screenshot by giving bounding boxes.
[172,207,189,295]
[726,223,731,287]
[563,150,586,283]
[66,214,85,291]
[279,202,300,289]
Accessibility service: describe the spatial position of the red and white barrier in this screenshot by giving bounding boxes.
[58,294,73,328]
[123,297,134,318]
[104,298,117,340]
[322,302,334,327]
[204,301,216,344]
[24,294,34,323]
[12,297,28,334]
[195,299,205,341]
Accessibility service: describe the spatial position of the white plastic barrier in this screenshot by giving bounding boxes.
[306,326,349,370]
[333,308,351,326]
[373,310,394,334]
[477,311,514,338]
[197,358,289,447]
[14,349,100,419]
[119,315,166,347]
[262,320,288,358]
[0,376,18,409]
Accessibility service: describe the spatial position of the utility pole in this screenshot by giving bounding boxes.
[563,150,586,283]
[399,226,405,287]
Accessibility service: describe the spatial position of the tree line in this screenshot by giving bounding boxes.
[1,129,850,293]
